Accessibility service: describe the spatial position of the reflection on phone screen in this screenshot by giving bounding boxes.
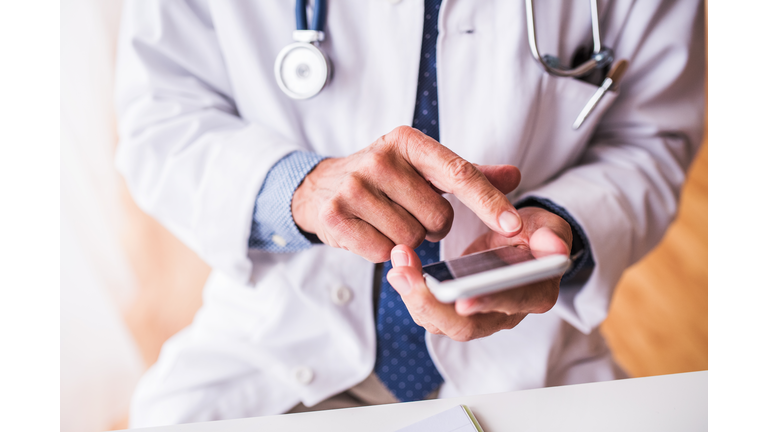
[422,246,537,282]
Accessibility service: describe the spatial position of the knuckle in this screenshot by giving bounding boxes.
[318,203,359,250]
[542,288,559,312]
[422,199,454,236]
[341,172,366,194]
[425,325,443,335]
[318,200,345,231]
[530,283,559,314]
[340,174,368,200]
[371,249,391,263]
[473,183,506,212]
[386,126,423,155]
[371,134,389,152]
[451,328,474,343]
[445,157,479,186]
[360,148,392,173]
[411,314,424,326]
[543,283,559,307]
[416,320,440,334]
[448,322,476,342]
[474,192,499,215]
[409,299,432,320]
[502,313,525,330]
[399,223,426,249]
[391,125,414,140]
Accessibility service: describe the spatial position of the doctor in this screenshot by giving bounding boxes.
[115,0,705,427]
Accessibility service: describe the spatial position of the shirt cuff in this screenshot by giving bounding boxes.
[248,151,327,252]
[514,196,595,282]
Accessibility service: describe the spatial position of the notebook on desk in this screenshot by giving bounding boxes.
[395,405,485,432]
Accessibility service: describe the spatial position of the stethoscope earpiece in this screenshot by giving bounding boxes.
[275,0,331,100]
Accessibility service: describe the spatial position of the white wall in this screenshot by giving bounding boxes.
[61,0,145,430]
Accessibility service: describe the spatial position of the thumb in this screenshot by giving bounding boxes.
[387,245,426,297]
[529,226,571,257]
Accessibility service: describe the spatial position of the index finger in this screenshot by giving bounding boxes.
[385,126,523,237]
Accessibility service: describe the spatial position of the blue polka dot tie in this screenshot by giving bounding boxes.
[374,0,444,402]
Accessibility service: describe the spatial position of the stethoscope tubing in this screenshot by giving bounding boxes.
[525,0,612,78]
[296,0,326,32]
[282,0,620,105]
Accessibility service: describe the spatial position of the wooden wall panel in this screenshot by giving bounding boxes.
[601,140,708,377]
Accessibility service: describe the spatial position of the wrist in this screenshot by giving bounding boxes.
[291,157,333,236]
[249,150,327,252]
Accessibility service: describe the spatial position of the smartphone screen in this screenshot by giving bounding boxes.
[422,246,536,282]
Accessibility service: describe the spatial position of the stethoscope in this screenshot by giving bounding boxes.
[274,0,331,100]
[524,0,613,78]
[275,0,626,128]
[525,0,628,129]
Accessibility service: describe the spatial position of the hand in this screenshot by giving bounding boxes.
[292,126,523,262]
[386,206,572,342]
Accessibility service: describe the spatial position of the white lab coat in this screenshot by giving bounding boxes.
[115,0,705,426]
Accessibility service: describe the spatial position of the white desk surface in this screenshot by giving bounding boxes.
[130,371,707,432]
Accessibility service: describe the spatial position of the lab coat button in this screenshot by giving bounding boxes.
[331,285,353,305]
[271,234,287,247]
[293,366,314,385]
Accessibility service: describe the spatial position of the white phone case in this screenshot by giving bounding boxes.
[424,254,571,303]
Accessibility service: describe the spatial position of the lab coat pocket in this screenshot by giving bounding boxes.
[517,73,619,189]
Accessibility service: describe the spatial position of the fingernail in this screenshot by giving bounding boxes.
[499,211,521,233]
[392,250,409,267]
[388,273,412,295]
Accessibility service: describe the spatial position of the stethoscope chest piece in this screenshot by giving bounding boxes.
[274,40,331,100]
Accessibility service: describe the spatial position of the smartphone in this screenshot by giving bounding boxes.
[422,245,571,303]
